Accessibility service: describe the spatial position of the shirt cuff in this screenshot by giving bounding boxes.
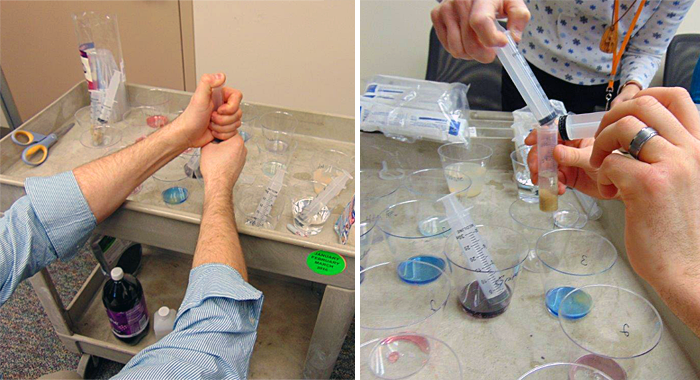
[25,171,97,261]
[178,264,263,326]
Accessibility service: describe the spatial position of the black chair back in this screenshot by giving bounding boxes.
[663,34,700,90]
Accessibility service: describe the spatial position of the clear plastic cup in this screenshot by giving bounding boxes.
[535,229,617,319]
[289,175,332,236]
[511,146,537,203]
[406,168,473,206]
[518,362,614,380]
[437,142,493,197]
[377,199,453,282]
[75,106,122,148]
[235,184,289,230]
[260,111,298,154]
[559,285,663,380]
[152,156,194,206]
[360,220,375,278]
[360,169,402,225]
[509,199,588,272]
[360,261,452,340]
[240,102,258,127]
[123,106,169,128]
[134,88,170,116]
[259,139,297,177]
[361,334,463,380]
[444,225,528,318]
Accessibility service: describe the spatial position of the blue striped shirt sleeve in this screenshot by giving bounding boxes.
[0,171,96,306]
[114,264,264,380]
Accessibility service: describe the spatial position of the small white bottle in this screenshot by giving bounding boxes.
[153,306,176,340]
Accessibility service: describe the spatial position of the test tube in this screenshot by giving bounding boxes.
[494,22,559,212]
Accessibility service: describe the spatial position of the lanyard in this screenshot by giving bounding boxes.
[605,0,646,110]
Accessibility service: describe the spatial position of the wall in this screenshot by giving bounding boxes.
[0,1,187,122]
[361,0,700,88]
[193,1,355,117]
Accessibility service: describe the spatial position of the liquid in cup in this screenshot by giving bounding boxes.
[437,142,492,198]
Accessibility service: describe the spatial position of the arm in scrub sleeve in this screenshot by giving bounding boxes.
[115,133,262,379]
[0,73,241,307]
[530,87,700,337]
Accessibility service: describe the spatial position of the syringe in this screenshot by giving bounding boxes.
[300,170,353,222]
[494,22,559,212]
[437,192,505,300]
[249,168,286,227]
[558,107,700,141]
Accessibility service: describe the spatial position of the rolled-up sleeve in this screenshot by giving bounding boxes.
[0,171,96,306]
[114,264,264,379]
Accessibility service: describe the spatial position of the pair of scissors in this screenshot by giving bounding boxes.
[11,122,75,166]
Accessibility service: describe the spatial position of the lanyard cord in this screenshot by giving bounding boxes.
[607,0,647,93]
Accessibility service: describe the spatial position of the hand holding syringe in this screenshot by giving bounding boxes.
[494,21,559,212]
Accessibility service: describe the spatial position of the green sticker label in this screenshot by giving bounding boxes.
[307,250,346,276]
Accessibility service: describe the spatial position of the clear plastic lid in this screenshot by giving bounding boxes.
[360,261,451,331]
[361,333,463,380]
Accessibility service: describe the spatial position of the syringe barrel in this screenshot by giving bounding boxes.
[494,24,556,124]
[537,120,559,212]
[558,112,606,141]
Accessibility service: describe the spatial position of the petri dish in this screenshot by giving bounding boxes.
[559,285,663,380]
[518,362,614,380]
[510,199,588,230]
[153,156,191,205]
[362,334,463,380]
[360,261,452,332]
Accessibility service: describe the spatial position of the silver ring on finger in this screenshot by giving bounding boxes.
[629,127,659,161]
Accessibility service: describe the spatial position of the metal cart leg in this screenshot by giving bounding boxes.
[302,285,354,380]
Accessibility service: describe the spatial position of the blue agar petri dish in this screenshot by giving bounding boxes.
[397,256,446,285]
[162,186,189,205]
[546,286,593,319]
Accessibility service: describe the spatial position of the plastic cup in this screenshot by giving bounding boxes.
[443,225,528,318]
[510,199,588,272]
[123,106,169,128]
[360,169,402,225]
[152,156,193,206]
[135,88,170,116]
[437,142,493,197]
[235,184,289,230]
[360,221,375,280]
[259,111,298,154]
[535,229,617,319]
[240,102,258,127]
[361,334,462,380]
[259,139,297,177]
[511,146,537,203]
[518,362,614,380]
[75,106,122,148]
[289,174,332,236]
[559,285,663,380]
[377,199,454,283]
[360,261,452,341]
[406,168,472,206]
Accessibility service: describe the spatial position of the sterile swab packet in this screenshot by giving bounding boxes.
[438,192,505,299]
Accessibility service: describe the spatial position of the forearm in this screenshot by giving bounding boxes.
[653,269,700,337]
[74,121,189,223]
[192,184,247,280]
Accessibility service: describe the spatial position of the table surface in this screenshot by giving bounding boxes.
[1,100,355,256]
[359,132,699,379]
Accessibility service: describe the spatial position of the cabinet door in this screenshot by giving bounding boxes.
[1,1,191,121]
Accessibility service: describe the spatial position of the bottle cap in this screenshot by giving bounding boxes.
[158,306,170,317]
[110,267,124,281]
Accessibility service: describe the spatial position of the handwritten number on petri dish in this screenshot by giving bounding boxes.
[621,323,630,337]
[581,255,588,266]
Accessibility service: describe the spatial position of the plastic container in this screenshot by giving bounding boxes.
[535,229,617,319]
[236,183,290,230]
[443,225,528,319]
[360,169,402,225]
[153,306,177,340]
[437,142,493,197]
[518,362,614,380]
[260,111,298,154]
[405,168,472,207]
[102,267,149,345]
[559,285,663,380]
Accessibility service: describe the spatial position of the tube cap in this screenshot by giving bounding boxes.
[110,267,124,281]
[158,306,170,317]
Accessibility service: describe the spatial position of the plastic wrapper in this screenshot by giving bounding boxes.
[73,11,129,136]
[360,75,470,143]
